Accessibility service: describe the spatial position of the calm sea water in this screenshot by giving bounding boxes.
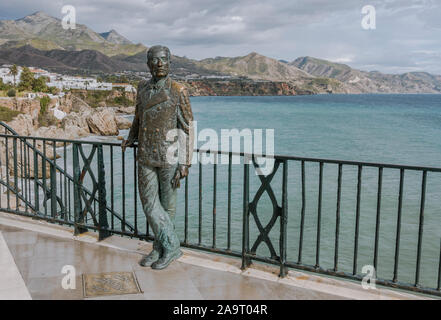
[59,94,441,288]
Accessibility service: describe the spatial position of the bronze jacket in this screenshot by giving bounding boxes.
[127,77,194,168]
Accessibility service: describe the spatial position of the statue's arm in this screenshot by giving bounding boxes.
[126,81,145,145]
[177,87,194,168]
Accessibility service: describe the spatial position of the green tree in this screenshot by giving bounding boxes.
[18,67,34,91]
[119,75,128,83]
[9,64,18,86]
[7,88,16,97]
[32,77,48,92]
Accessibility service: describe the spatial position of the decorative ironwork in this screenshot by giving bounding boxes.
[248,158,282,260]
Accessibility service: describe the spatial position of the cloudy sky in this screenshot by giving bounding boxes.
[1,0,441,74]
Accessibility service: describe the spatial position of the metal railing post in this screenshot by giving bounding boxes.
[13,137,18,210]
[97,145,110,240]
[279,160,288,277]
[33,139,39,214]
[72,143,86,235]
[50,162,57,218]
[241,155,251,270]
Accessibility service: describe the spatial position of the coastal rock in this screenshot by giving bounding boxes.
[33,126,66,147]
[59,92,92,114]
[6,114,35,136]
[61,112,90,137]
[0,97,41,119]
[116,106,136,114]
[86,107,119,136]
[116,116,132,130]
[184,79,308,96]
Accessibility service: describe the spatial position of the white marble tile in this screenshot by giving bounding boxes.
[0,231,31,300]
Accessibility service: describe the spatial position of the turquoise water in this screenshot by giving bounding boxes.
[60,94,441,289]
[192,94,441,166]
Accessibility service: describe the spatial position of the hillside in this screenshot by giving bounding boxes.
[0,45,135,73]
[99,30,132,45]
[0,11,146,56]
[199,52,311,81]
[292,56,441,93]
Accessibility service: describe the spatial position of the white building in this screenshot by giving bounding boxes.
[0,65,23,85]
[47,75,113,91]
[112,83,136,93]
[1,65,133,93]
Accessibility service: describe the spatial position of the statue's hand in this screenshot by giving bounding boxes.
[179,165,189,179]
[121,139,133,153]
[171,165,189,189]
[171,168,181,189]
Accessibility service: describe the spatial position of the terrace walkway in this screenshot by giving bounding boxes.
[0,212,428,300]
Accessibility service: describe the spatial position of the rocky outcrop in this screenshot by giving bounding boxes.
[115,116,132,130]
[86,107,119,136]
[61,112,90,137]
[116,106,135,114]
[58,92,92,113]
[0,97,41,119]
[184,79,313,96]
[6,114,36,136]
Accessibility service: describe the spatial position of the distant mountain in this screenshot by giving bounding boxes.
[198,52,311,81]
[0,45,135,73]
[99,30,132,45]
[0,45,230,78]
[0,11,146,56]
[291,56,441,93]
[112,51,230,77]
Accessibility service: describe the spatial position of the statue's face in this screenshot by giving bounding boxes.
[148,49,170,79]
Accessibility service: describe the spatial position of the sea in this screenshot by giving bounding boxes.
[58,94,441,288]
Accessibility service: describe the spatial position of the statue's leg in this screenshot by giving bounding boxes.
[158,165,178,221]
[138,164,181,269]
[138,164,162,266]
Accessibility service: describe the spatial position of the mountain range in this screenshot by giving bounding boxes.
[1,12,440,94]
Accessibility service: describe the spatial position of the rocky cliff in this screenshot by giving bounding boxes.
[291,57,441,93]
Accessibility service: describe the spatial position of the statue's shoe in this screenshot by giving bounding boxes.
[139,249,161,267]
[151,249,183,270]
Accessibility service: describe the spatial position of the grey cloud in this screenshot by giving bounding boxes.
[1,0,441,74]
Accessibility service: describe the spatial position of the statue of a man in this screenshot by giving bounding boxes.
[122,45,194,270]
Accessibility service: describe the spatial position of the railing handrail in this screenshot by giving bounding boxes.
[0,132,440,173]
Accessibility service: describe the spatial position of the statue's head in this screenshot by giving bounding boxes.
[147,45,171,80]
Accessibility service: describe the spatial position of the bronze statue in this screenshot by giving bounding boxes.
[122,45,194,270]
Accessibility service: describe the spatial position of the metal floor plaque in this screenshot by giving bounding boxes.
[82,272,142,298]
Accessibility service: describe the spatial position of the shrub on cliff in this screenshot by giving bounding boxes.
[38,96,57,127]
[39,96,51,114]
[0,106,23,122]
[7,88,16,97]
[113,94,132,107]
